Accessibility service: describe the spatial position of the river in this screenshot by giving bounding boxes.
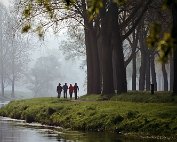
[0,103,175,142]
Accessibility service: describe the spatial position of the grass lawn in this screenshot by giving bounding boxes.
[0,92,177,136]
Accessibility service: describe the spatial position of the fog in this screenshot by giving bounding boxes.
[13,32,86,98]
[0,0,172,100]
[0,0,9,7]
[0,0,86,99]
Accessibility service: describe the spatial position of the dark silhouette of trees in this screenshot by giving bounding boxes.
[147,0,177,94]
[172,1,177,94]
[150,52,157,91]
[18,0,177,95]
[81,0,101,94]
[170,54,174,91]
[162,63,168,91]
[17,0,154,95]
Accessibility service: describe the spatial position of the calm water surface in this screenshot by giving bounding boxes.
[0,118,61,142]
[0,117,175,142]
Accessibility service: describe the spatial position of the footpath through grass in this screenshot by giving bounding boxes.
[0,92,177,136]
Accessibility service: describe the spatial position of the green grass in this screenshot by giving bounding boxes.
[1,93,177,136]
[81,91,177,103]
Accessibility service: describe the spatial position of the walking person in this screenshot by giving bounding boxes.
[69,84,74,99]
[63,83,68,98]
[74,83,79,100]
[56,83,62,98]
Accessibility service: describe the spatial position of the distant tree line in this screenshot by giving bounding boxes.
[0,3,30,97]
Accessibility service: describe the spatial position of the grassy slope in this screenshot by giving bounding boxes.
[0,93,177,136]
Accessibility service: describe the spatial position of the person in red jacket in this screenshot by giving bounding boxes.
[69,84,74,99]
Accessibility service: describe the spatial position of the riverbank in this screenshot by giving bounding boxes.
[0,93,177,137]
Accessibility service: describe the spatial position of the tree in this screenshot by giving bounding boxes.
[0,4,11,96]
[171,1,177,94]
[60,26,86,61]
[6,11,31,97]
[126,29,139,91]
[17,0,154,96]
[147,0,177,94]
[17,0,102,94]
[99,0,153,94]
[28,55,62,97]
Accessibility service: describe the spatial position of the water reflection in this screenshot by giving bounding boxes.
[0,120,60,142]
[0,117,176,142]
[56,131,173,142]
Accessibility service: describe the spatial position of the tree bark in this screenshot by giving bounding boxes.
[84,25,93,94]
[150,53,157,91]
[139,27,147,91]
[11,65,15,98]
[162,63,168,91]
[0,52,4,97]
[146,52,150,91]
[132,53,136,90]
[1,75,4,97]
[90,27,101,94]
[82,0,101,94]
[139,51,146,91]
[170,54,174,91]
[129,30,138,91]
[111,2,127,93]
[11,44,15,98]
[172,1,177,94]
[100,0,114,94]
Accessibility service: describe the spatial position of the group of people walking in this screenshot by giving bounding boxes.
[57,83,79,100]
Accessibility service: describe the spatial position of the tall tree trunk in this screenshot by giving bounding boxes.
[131,30,138,91]
[112,3,127,93]
[11,44,15,98]
[97,36,103,93]
[146,52,150,91]
[112,58,117,92]
[82,0,101,94]
[90,28,101,94]
[100,0,114,94]
[139,22,147,91]
[84,26,93,94]
[132,53,136,90]
[170,54,174,91]
[162,63,168,91]
[158,74,162,91]
[150,53,157,91]
[11,66,15,98]
[82,0,93,94]
[102,42,114,94]
[139,51,146,90]
[1,75,4,97]
[12,79,15,98]
[0,53,4,97]
[172,1,177,94]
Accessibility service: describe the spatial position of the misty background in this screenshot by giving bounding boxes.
[0,0,171,99]
[0,0,86,98]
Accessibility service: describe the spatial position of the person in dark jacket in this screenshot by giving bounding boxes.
[56,83,62,98]
[69,84,74,99]
[63,83,68,98]
[73,83,79,100]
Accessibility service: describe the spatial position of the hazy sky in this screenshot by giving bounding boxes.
[0,0,9,7]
